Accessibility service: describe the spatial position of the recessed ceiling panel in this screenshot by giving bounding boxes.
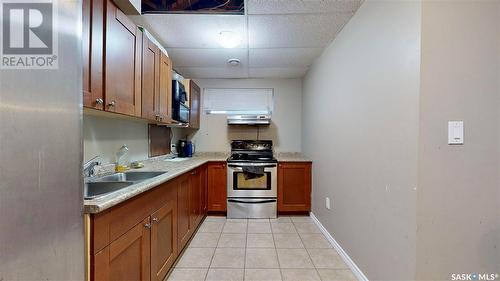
[167,48,248,67]
[249,48,323,67]
[249,67,309,78]
[247,0,363,15]
[248,13,353,48]
[175,66,249,78]
[131,14,247,48]
[143,0,244,14]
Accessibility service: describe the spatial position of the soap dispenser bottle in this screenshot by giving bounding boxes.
[115,144,130,172]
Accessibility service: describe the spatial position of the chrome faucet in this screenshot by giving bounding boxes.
[83,156,101,178]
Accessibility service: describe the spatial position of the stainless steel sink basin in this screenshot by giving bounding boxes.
[84,171,167,199]
[84,181,134,199]
[95,171,166,182]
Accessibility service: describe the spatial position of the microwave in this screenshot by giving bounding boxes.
[172,80,189,123]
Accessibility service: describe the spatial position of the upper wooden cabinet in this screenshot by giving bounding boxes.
[159,53,173,123]
[277,162,312,213]
[104,0,142,117]
[207,162,227,212]
[82,0,104,110]
[189,81,201,129]
[141,34,160,121]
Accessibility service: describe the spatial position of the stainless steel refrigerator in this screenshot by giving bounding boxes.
[0,0,84,280]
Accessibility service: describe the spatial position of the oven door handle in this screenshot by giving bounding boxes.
[228,164,277,168]
[228,199,277,204]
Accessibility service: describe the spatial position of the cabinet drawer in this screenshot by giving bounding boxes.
[92,179,178,254]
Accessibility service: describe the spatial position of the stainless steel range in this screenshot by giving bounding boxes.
[227,140,277,219]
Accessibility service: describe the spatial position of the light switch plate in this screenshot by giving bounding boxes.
[448,121,464,145]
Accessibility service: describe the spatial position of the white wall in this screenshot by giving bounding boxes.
[302,1,421,279]
[416,1,500,278]
[190,78,302,153]
[83,115,150,163]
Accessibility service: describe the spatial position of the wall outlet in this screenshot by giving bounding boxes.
[325,197,331,210]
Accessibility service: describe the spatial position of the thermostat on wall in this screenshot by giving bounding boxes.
[448,121,464,145]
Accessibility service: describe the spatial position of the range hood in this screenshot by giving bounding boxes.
[227,115,271,125]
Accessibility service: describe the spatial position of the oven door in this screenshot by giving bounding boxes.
[227,163,277,198]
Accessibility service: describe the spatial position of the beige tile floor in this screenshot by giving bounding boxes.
[167,216,357,281]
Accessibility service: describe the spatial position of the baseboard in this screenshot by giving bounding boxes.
[310,212,369,281]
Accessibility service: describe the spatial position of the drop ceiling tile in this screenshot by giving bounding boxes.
[247,0,364,15]
[167,48,248,67]
[249,48,323,67]
[175,67,249,79]
[248,13,353,48]
[131,14,247,49]
[248,67,308,78]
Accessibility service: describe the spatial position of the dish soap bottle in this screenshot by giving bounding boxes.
[115,144,130,172]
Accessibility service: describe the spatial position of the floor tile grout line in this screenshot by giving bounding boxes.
[204,219,226,281]
[292,217,324,281]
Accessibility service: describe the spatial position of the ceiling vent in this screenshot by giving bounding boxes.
[142,0,244,14]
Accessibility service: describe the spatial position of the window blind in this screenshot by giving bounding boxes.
[203,88,274,115]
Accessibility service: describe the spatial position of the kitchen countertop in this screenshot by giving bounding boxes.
[84,151,311,214]
[276,152,312,162]
[84,153,228,214]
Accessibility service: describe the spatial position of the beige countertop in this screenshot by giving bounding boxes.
[276,152,312,162]
[84,152,311,214]
[84,153,228,214]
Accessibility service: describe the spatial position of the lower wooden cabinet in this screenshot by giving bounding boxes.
[207,162,227,212]
[91,166,209,281]
[94,217,151,281]
[176,174,191,251]
[277,162,312,213]
[150,190,177,281]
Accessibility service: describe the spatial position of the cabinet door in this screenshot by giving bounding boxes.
[189,81,201,129]
[159,53,172,123]
[200,165,208,213]
[94,217,151,281]
[105,0,142,117]
[141,34,160,121]
[189,168,202,229]
[207,162,227,212]
[82,0,104,110]
[277,163,312,212]
[151,189,177,281]
[177,175,191,251]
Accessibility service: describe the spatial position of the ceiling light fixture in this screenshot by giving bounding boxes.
[217,31,242,48]
[227,58,241,66]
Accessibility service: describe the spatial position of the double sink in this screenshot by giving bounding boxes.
[84,171,167,199]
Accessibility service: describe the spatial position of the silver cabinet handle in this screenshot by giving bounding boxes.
[144,223,152,229]
[108,100,116,107]
[95,98,104,105]
[152,218,159,223]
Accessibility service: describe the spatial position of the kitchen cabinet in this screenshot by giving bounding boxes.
[277,162,312,213]
[93,217,151,281]
[189,167,205,229]
[90,165,210,281]
[150,192,177,281]
[105,0,142,117]
[82,0,104,110]
[189,81,201,129]
[141,34,160,121]
[207,162,227,212]
[177,174,191,251]
[159,53,173,123]
[200,165,208,213]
